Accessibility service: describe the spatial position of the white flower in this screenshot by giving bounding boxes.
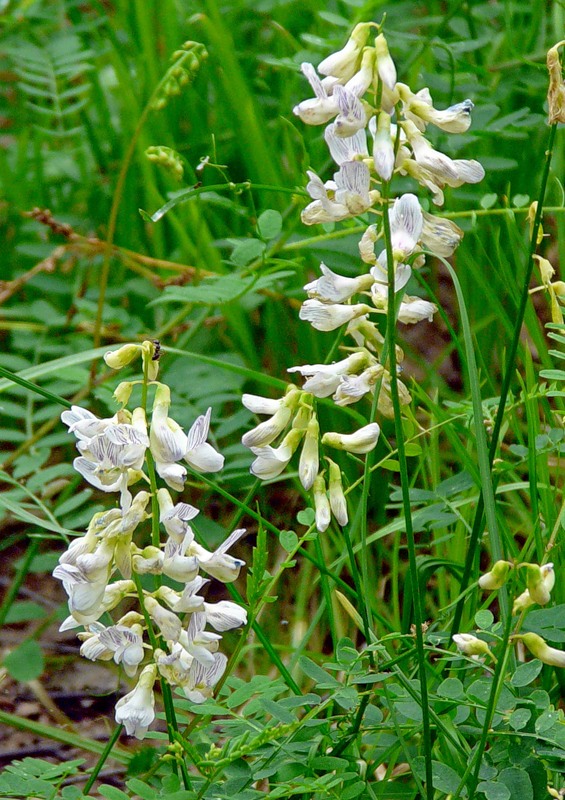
[249,428,303,479]
[288,352,369,398]
[370,255,412,292]
[478,560,513,591]
[189,527,247,583]
[204,600,248,631]
[158,489,200,542]
[184,407,224,473]
[333,85,367,137]
[83,622,145,677]
[149,384,188,491]
[184,652,227,704]
[293,62,339,125]
[371,284,436,324]
[183,611,221,666]
[333,365,382,406]
[115,663,157,739]
[162,534,199,584]
[525,562,555,606]
[301,162,375,224]
[144,597,182,642]
[242,393,284,416]
[420,212,463,257]
[343,48,376,98]
[406,125,485,187]
[317,22,371,81]
[299,300,372,331]
[388,193,424,259]
[304,263,374,303]
[241,404,293,448]
[520,633,565,668]
[169,576,208,613]
[324,124,368,166]
[399,84,475,133]
[321,422,381,454]
[104,344,139,370]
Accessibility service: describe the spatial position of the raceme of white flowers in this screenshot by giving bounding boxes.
[54,342,247,739]
[241,23,484,531]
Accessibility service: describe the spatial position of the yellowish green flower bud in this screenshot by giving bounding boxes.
[140,340,160,381]
[114,381,134,407]
[519,632,565,667]
[547,40,565,124]
[104,344,140,370]
[335,589,364,631]
[525,563,553,606]
[478,560,512,591]
[145,146,184,182]
[452,633,492,660]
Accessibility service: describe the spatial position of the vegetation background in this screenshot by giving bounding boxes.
[0,0,565,798]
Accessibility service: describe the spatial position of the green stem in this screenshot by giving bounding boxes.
[0,538,39,627]
[382,185,434,800]
[82,724,124,796]
[450,123,558,639]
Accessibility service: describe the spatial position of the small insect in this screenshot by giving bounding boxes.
[151,339,161,361]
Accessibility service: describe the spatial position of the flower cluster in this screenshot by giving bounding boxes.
[241,23,484,530]
[54,342,247,738]
[453,559,565,669]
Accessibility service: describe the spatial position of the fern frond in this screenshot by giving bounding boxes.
[5,33,93,137]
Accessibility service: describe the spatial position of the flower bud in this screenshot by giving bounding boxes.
[525,562,554,606]
[375,34,397,90]
[299,414,320,491]
[453,633,492,659]
[547,40,565,124]
[327,459,348,526]
[478,560,513,591]
[322,422,380,454]
[313,474,331,533]
[519,632,565,668]
[104,344,139,370]
[140,340,159,381]
[114,381,134,407]
[317,22,372,81]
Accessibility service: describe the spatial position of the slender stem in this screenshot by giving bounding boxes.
[81,724,124,797]
[450,123,558,639]
[382,185,434,800]
[0,538,39,628]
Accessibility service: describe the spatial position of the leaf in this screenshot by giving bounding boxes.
[279,529,298,552]
[523,604,565,643]
[99,787,132,800]
[257,209,283,240]
[299,656,340,688]
[477,780,511,800]
[510,659,543,687]
[231,238,266,267]
[297,508,315,526]
[152,270,293,306]
[3,639,44,682]
[475,609,494,629]
[508,708,532,730]
[437,677,465,699]
[498,767,533,800]
[4,601,47,624]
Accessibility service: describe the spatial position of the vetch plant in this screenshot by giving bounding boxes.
[53,341,248,739]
